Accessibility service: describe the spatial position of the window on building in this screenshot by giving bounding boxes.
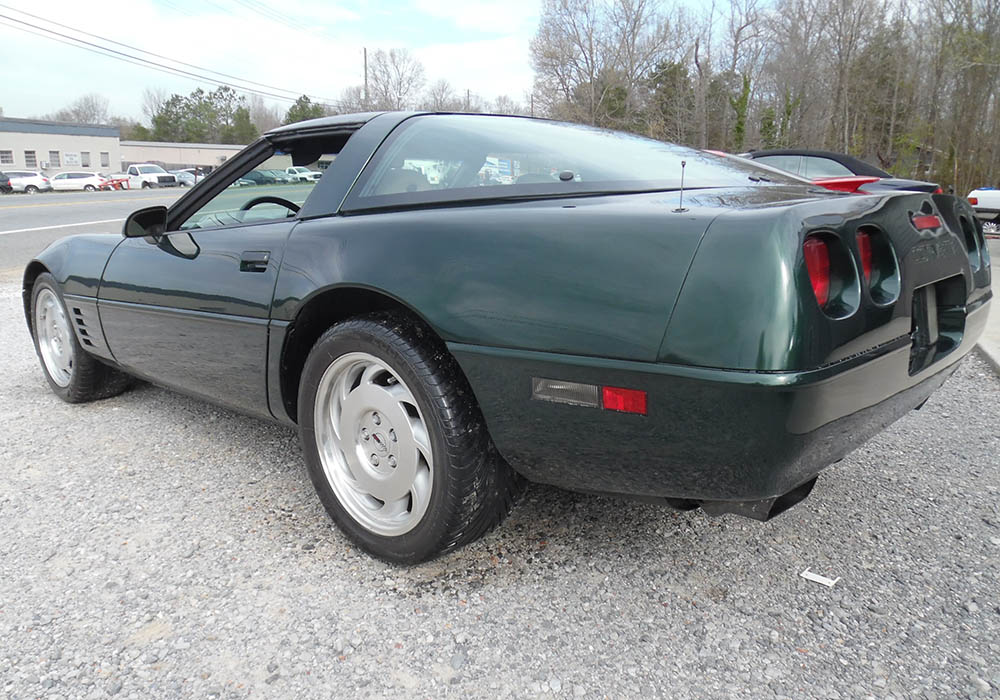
[24,150,37,168]
[48,151,61,167]
[100,152,110,168]
[0,150,12,165]
[81,151,91,167]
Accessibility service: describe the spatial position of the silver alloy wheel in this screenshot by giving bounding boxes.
[313,352,434,536]
[35,288,74,387]
[984,220,999,235]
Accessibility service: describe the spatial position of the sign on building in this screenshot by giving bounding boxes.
[63,152,81,166]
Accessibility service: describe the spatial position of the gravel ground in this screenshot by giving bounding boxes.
[2,271,999,700]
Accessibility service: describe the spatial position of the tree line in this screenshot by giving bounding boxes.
[530,0,1000,193]
[31,0,1000,192]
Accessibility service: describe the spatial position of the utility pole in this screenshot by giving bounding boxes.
[530,93,534,117]
[363,47,369,110]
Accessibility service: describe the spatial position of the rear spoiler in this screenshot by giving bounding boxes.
[812,176,880,193]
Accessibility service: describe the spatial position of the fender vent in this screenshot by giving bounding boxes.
[72,307,94,347]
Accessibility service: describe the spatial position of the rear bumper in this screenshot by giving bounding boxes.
[451,297,988,504]
[973,207,1000,220]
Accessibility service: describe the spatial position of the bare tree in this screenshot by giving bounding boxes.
[141,88,168,125]
[246,94,283,132]
[422,79,462,111]
[50,93,110,124]
[369,48,426,110]
[491,94,525,114]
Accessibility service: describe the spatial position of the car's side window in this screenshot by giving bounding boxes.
[176,137,342,231]
[754,155,801,175]
[801,156,853,178]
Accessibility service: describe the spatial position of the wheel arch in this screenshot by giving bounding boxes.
[22,261,50,332]
[277,284,460,423]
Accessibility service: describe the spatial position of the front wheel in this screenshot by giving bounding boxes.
[298,314,522,564]
[141,181,150,189]
[84,185,96,192]
[30,273,134,402]
[984,218,999,235]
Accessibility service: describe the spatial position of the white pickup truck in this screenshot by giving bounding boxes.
[968,187,1000,233]
[125,164,179,189]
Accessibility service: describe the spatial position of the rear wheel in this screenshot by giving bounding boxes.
[84,184,96,192]
[298,313,522,564]
[25,185,38,194]
[30,273,133,403]
[984,218,999,235]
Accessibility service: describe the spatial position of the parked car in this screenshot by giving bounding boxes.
[4,170,52,194]
[0,171,11,194]
[125,164,179,189]
[227,177,256,188]
[171,169,212,187]
[23,112,991,564]
[262,169,295,184]
[49,171,107,191]
[285,165,322,182]
[967,187,1000,234]
[744,149,941,194]
[241,169,279,185]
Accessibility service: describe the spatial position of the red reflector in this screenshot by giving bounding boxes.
[933,187,943,194]
[912,214,941,230]
[601,386,647,415]
[969,197,978,205]
[856,231,872,284]
[803,237,830,307]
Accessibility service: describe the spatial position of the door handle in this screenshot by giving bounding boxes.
[240,250,270,272]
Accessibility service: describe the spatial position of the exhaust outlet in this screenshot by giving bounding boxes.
[697,478,818,522]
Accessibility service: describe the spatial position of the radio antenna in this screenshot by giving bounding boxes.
[674,160,688,213]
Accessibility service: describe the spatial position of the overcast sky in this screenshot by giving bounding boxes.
[0,0,541,122]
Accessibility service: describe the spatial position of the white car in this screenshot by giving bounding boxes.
[4,170,52,194]
[126,164,179,189]
[50,171,107,192]
[968,188,1000,234]
[285,166,322,182]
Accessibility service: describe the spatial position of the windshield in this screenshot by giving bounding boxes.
[350,114,805,210]
[138,165,166,174]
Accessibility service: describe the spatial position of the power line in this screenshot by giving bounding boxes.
[228,0,313,34]
[0,5,344,108]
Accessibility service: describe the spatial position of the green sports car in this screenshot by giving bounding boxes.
[23,112,991,563]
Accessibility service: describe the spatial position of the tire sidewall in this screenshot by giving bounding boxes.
[298,322,457,563]
[30,274,83,401]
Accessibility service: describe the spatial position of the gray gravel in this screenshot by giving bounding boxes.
[2,270,999,699]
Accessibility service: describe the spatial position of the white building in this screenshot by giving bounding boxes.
[120,141,245,171]
[0,117,121,174]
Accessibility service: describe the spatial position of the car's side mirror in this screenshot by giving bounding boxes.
[123,205,168,238]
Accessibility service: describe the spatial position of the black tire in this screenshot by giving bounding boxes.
[25,185,38,194]
[84,185,96,192]
[298,313,523,564]
[30,273,133,403]
[141,181,150,189]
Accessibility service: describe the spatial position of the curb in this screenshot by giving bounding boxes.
[976,343,1000,376]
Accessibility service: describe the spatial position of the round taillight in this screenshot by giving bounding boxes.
[803,237,830,307]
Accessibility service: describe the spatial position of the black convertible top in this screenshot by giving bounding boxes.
[749,149,891,178]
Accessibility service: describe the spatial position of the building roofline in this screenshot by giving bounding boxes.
[120,141,247,149]
[0,116,120,138]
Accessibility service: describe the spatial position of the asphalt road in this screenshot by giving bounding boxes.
[0,189,185,273]
[1,200,999,698]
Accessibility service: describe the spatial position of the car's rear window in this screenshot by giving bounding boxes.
[346,114,803,210]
